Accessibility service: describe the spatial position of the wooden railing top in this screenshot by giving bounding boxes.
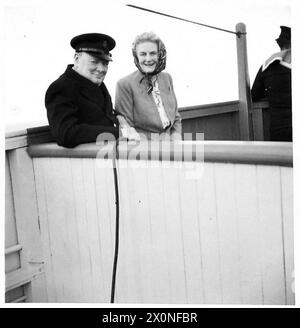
[5,125,52,150]
[179,100,239,120]
[5,101,242,150]
[27,140,293,167]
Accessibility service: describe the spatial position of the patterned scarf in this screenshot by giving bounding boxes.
[132,38,167,94]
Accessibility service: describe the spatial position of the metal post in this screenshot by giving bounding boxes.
[236,23,253,140]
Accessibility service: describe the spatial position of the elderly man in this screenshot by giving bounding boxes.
[45,33,120,148]
[251,26,292,141]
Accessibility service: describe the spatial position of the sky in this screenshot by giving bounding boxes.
[1,0,296,131]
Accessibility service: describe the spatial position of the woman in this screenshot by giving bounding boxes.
[115,32,181,140]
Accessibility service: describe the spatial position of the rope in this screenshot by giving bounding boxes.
[110,139,120,303]
[110,137,128,303]
[126,4,245,37]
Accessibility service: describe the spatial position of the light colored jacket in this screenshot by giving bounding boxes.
[115,70,181,139]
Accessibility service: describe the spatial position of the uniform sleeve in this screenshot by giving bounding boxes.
[45,81,119,148]
[251,66,266,102]
[115,79,135,126]
[168,74,182,138]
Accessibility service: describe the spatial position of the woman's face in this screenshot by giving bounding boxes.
[136,41,158,73]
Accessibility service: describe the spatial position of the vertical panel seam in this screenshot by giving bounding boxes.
[30,157,41,233]
[233,164,243,304]
[145,167,154,302]
[160,166,172,302]
[279,168,288,305]
[106,161,114,244]
[177,169,188,303]
[130,165,143,303]
[255,165,265,304]
[145,168,153,245]
[93,161,106,301]
[213,164,224,303]
[70,159,85,300]
[6,153,18,241]
[195,176,206,303]
[42,158,57,302]
[81,158,95,300]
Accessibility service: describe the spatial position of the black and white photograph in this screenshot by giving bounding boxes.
[2,0,299,308]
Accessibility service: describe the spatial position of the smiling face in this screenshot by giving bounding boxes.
[74,52,109,85]
[136,41,158,74]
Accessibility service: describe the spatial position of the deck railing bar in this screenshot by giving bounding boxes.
[27,141,293,167]
[5,244,22,256]
[6,267,44,292]
[7,295,27,303]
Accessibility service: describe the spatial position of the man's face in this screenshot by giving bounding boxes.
[74,52,109,85]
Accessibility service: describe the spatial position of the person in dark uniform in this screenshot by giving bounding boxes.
[251,26,292,141]
[45,33,120,148]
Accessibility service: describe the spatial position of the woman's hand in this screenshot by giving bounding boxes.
[120,126,140,141]
[117,115,140,141]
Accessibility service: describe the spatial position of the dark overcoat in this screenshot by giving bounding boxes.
[45,64,119,148]
[251,61,292,141]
